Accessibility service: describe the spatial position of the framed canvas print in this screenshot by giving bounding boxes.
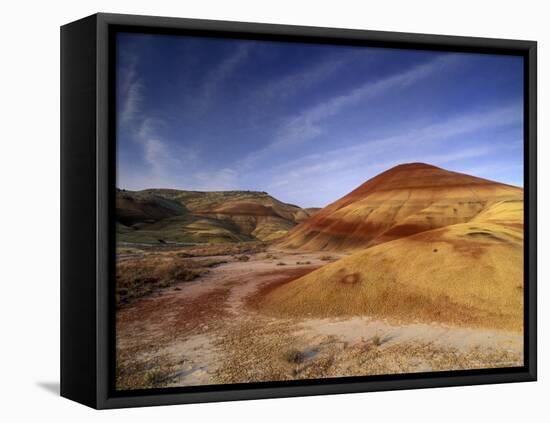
[60,13,537,409]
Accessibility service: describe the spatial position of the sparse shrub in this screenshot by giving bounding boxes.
[320,255,334,261]
[277,262,286,266]
[199,259,228,267]
[170,267,202,282]
[144,368,172,386]
[116,255,226,306]
[296,261,311,265]
[116,242,264,307]
[283,349,304,364]
[117,247,143,255]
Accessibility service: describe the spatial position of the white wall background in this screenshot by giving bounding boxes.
[1,0,547,421]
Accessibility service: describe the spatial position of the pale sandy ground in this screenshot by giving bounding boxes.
[116,249,523,389]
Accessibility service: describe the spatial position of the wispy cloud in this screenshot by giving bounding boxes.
[460,161,524,186]
[283,54,455,135]
[269,101,522,179]
[265,145,496,208]
[253,52,357,102]
[195,44,253,114]
[258,102,522,205]
[143,138,178,173]
[116,48,201,186]
[142,124,199,171]
[241,54,459,167]
[194,168,239,191]
[123,115,239,191]
[268,145,494,191]
[118,52,144,126]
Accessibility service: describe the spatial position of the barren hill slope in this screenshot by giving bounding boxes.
[278,163,522,251]
[262,198,524,332]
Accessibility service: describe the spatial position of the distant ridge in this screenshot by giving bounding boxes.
[116,189,316,244]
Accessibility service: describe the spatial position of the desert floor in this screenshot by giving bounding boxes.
[116,246,523,390]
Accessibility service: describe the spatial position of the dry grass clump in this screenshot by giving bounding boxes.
[282,349,305,364]
[371,335,382,346]
[276,262,287,266]
[296,261,311,265]
[320,255,334,261]
[260,217,524,332]
[116,253,226,305]
[145,241,267,257]
[117,246,145,255]
[188,241,267,257]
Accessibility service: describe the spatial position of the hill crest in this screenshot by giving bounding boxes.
[278,163,523,251]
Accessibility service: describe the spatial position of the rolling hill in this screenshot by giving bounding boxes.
[262,163,524,332]
[262,200,524,331]
[116,189,316,244]
[277,162,523,251]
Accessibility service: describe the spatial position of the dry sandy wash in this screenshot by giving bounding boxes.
[116,163,524,390]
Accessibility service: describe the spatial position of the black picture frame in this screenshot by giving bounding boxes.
[60,12,537,409]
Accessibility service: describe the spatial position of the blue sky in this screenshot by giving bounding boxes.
[116,33,524,208]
